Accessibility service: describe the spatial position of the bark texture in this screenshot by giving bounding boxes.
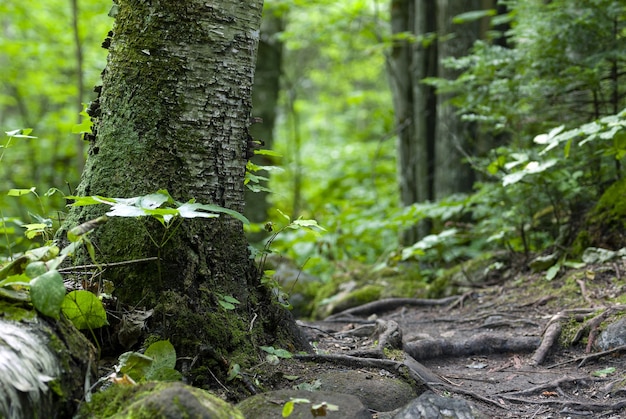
[61,0,308,385]
[388,0,437,244]
[0,313,96,419]
[434,0,482,199]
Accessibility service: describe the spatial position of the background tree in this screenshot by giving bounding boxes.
[244,3,285,241]
[60,0,308,385]
[387,1,487,242]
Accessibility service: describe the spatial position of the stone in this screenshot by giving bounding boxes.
[237,389,371,419]
[391,391,486,419]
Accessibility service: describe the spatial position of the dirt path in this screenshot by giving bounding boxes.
[288,262,626,418]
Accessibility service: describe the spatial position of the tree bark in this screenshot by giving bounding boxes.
[60,0,308,388]
[0,313,96,419]
[388,0,437,244]
[433,0,482,199]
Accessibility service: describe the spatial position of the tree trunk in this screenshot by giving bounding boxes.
[433,0,482,199]
[0,314,96,419]
[245,5,284,243]
[60,0,308,388]
[388,0,437,244]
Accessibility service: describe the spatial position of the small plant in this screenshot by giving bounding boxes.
[282,397,339,418]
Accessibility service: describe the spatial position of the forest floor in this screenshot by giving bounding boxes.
[260,258,626,418]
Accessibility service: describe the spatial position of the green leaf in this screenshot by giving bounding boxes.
[222,295,240,304]
[273,348,293,359]
[144,340,181,381]
[545,264,561,281]
[30,270,65,319]
[61,290,109,330]
[592,367,616,377]
[452,9,496,24]
[254,149,282,157]
[218,300,236,310]
[291,218,326,231]
[179,202,249,224]
[67,216,108,242]
[144,340,177,370]
[66,195,116,206]
[7,187,36,197]
[282,401,295,418]
[5,129,36,138]
[118,351,153,382]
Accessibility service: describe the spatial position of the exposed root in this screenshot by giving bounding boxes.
[324,296,461,321]
[404,333,540,360]
[530,321,561,366]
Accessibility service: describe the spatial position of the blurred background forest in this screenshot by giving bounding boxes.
[1,0,625,296]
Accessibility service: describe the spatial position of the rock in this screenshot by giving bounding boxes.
[78,382,243,418]
[237,389,371,419]
[597,317,626,350]
[316,370,416,412]
[391,391,486,419]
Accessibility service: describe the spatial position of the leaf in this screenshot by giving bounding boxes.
[61,290,109,330]
[144,340,182,382]
[5,128,36,138]
[67,195,116,206]
[227,363,240,381]
[7,187,36,197]
[592,367,616,377]
[144,340,177,370]
[218,300,236,310]
[254,149,282,157]
[282,401,295,418]
[67,216,108,242]
[291,219,326,231]
[30,270,66,319]
[118,351,153,382]
[178,202,249,224]
[545,264,560,281]
[273,349,293,359]
[222,295,240,304]
[452,9,496,24]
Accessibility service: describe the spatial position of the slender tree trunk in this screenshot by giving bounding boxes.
[388,0,437,244]
[60,0,308,388]
[245,6,284,243]
[433,0,482,199]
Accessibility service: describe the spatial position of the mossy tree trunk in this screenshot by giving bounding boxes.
[61,0,308,387]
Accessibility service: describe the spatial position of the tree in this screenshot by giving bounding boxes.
[433,0,482,199]
[388,0,437,244]
[244,4,284,242]
[60,0,308,387]
[387,1,485,243]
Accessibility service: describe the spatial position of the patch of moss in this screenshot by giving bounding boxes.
[0,301,37,322]
[332,285,383,313]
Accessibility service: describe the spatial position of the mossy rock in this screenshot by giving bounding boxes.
[77,382,243,418]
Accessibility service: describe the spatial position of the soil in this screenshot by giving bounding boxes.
[256,259,626,418]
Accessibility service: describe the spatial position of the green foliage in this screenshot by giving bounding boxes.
[61,290,108,330]
[116,340,182,383]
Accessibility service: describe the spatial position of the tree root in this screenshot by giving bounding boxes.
[404,333,540,360]
[324,296,461,321]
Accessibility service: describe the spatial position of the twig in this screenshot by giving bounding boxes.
[576,279,594,306]
[58,257,158,272]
